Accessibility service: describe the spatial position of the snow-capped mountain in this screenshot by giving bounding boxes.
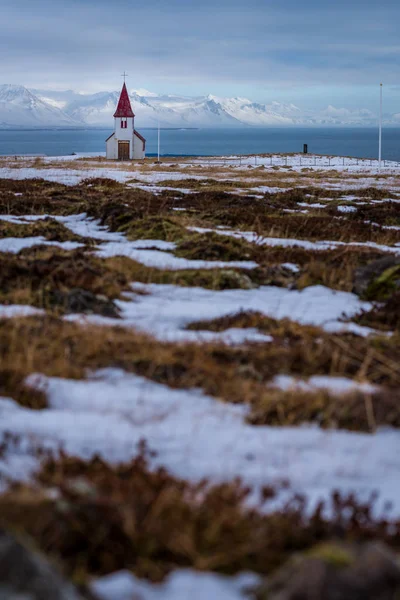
[34,89,244,127]
[0,85,79,128]
[0,84,396,128]
[28,89,321,127]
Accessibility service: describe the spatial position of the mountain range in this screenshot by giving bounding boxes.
[0,84,398,129]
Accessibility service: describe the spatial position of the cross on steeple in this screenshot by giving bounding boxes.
[121,71,128,83]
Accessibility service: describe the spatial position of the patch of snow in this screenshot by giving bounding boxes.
[0,213,125,242]
[131,172,206,184]
[198,327,272,344]
[337,205,357,213]
[0,305,43,319]
[92,569,259,600]
[0,397,21,411]
[68,282,372,342]
[282,208,309,214]
[270,375,377,395]
[0,236,83,253]
[298,202,327,209]
[130,183,193,194]
[251,186,290,194]
[323,321,380,337]
[0,167,203,187]
[282,262,300,273]
[96,242,258,271]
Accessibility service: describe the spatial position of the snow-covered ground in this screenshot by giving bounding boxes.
[92,569,259,600]
[0,236,83,253]
[1,154,400,190]
[2,368,399,515]
[0,166,141,186]
[190,153,400,174]
[70,282,374,341]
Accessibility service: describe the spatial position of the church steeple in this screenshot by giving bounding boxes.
[106,75,146,161]
[113,82,135,118]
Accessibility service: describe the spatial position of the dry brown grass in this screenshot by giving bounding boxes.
[1,453,398,585]
[247,387,399,432]
[1,315,400,431]
[0,176,398,246]
[184,210,400,245]
[1,177,400,431]
[0,248,127,312]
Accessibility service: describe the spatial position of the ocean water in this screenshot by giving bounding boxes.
[0,127,399,161]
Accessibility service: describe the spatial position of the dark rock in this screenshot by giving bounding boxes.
[217,270,255,290]
[256,541,400,600]
[252,264,299,288]
[0,529,84,599]
[353,256,400,299]
[49,288,120,318]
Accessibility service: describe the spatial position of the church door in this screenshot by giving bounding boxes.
[118,141,130,160]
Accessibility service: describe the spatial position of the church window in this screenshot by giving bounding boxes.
[121,119,127,129]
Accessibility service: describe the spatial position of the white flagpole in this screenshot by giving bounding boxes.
[379,83,383,169]
[157,119,160,162]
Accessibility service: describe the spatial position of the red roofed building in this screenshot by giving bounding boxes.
[106,82,146,160]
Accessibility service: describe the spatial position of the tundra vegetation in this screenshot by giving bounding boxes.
[0,158,400,598]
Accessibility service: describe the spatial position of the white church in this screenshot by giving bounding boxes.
[106,82,146,160]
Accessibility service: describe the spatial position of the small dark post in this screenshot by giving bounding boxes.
[303,144,308,154]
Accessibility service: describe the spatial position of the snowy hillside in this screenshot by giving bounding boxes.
[0,85,79,128]
[0,83,396,128]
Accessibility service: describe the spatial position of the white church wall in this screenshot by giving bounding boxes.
[115,117,134,141]
[133,137,145,159]
[106,136,118,160]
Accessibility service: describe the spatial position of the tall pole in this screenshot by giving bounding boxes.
[157,119,160,163]
[379,83,383,169]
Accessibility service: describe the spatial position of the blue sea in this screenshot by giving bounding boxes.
[0,127,399,161]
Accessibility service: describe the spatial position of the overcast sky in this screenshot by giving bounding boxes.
[2,0,399,112]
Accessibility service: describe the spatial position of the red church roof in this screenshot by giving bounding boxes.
[113,83,135,118]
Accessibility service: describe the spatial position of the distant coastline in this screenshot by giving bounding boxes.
[1,127,400,161]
